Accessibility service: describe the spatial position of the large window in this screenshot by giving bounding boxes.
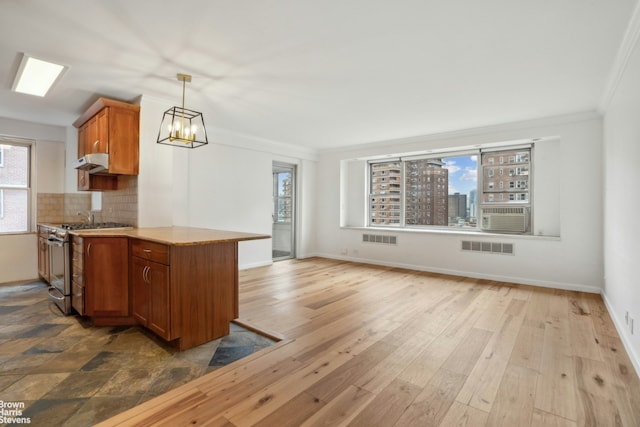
[369,145,532,234]
[0,139,32,233]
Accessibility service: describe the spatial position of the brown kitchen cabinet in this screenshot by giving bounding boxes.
[77,169,117,191]
[37,226,50,283]
[129,236,239,350]
[72,235,131,324]
[131,240,172,341]
[73,97,140,191]
[71,235,84,315]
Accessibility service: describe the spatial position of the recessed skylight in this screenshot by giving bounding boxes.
[12,54,67,97]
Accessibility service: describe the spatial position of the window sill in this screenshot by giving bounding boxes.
[341,225,560,241]
[0,231,36,236]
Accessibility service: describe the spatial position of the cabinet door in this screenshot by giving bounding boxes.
[95,108,109,153]
[84,237,129,317]
[86,115,99,154]
[147,261,171,340]
[37,237,50,283]
[108,107,139,175]
[131,256,149,326]
[78,123,88,157]
[71,236,84,314]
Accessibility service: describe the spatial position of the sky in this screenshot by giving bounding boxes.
[443,155,477,196]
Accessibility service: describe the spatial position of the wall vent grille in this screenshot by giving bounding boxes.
[363,234,398,245]
[461,240,514,255]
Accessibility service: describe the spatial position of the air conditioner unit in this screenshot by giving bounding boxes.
[481,207,528,233]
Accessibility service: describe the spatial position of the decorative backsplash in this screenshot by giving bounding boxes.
[100,176,138,226]
[64,193,92,222]
[36,193,65,224]
[37,176,138,227]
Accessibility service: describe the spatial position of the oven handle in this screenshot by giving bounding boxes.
[47,286,66,301]
[47,237,64,247]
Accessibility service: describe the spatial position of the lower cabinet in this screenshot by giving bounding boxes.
[66,234,240,350]
[131,256,172,340]
[73,236,129,321]
[71,235,84,315]
[37,233,50,283]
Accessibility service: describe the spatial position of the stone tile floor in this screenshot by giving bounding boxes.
[0,281,276,426]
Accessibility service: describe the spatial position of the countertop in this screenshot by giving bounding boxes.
[65,226,270,246]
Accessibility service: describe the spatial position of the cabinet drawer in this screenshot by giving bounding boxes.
[131,239,170,265]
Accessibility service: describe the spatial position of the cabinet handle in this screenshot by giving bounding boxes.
[143,249,152,253]
[143,265,150,283]
[87,243,92,257]
[93,140,99,151]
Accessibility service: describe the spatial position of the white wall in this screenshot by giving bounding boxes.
[136,96,318,269]
[0,117,66,283]
[36,139,66,193]
[316,113,603,292]
[602,20,640,373]
[137,95,175,227]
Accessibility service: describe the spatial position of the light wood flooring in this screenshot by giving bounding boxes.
[99,258,640,426]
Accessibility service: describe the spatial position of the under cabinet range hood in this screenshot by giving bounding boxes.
[73,153,109,174]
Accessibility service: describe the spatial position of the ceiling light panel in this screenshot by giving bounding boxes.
[12,54,67,97]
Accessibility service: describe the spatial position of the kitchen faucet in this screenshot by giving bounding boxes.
[78,210,94,224]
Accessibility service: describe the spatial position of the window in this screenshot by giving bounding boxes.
[368,145,532,234]
[273,170,293,223]
[0,139,32,233]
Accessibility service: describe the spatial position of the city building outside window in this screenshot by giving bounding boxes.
[368,145,532,234]
[0,139,32,233]
[273,171,293,223]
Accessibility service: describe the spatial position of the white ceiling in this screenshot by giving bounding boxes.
[0,0,636,150]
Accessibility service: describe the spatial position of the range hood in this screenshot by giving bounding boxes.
[73,153,109,174]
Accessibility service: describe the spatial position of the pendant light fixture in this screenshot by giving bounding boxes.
[157,73,208,148]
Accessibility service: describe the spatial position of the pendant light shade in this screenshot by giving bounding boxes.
[157,73,208,148]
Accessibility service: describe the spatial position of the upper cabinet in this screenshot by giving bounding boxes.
[73,98,140,191]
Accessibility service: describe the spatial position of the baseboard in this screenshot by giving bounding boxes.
[601,292,640,378]
[314,253,602,294]
[239,259,273,270]
[0,277,42,287]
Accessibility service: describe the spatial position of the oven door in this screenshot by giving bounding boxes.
[47,237,71,314]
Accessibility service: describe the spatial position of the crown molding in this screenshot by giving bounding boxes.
[598,1,640,113]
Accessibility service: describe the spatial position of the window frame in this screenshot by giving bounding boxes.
[367,143,533,235]
[0,137,34,234]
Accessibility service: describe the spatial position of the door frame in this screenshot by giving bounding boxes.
[272,162,296,261]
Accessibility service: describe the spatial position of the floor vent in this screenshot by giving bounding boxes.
[461,240,514,255]
[363,234,398,245]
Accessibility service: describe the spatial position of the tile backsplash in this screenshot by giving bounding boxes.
[36,193,66,224]
[64,193,92,223]
[37,176,138,227]
[99,176,138,226]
